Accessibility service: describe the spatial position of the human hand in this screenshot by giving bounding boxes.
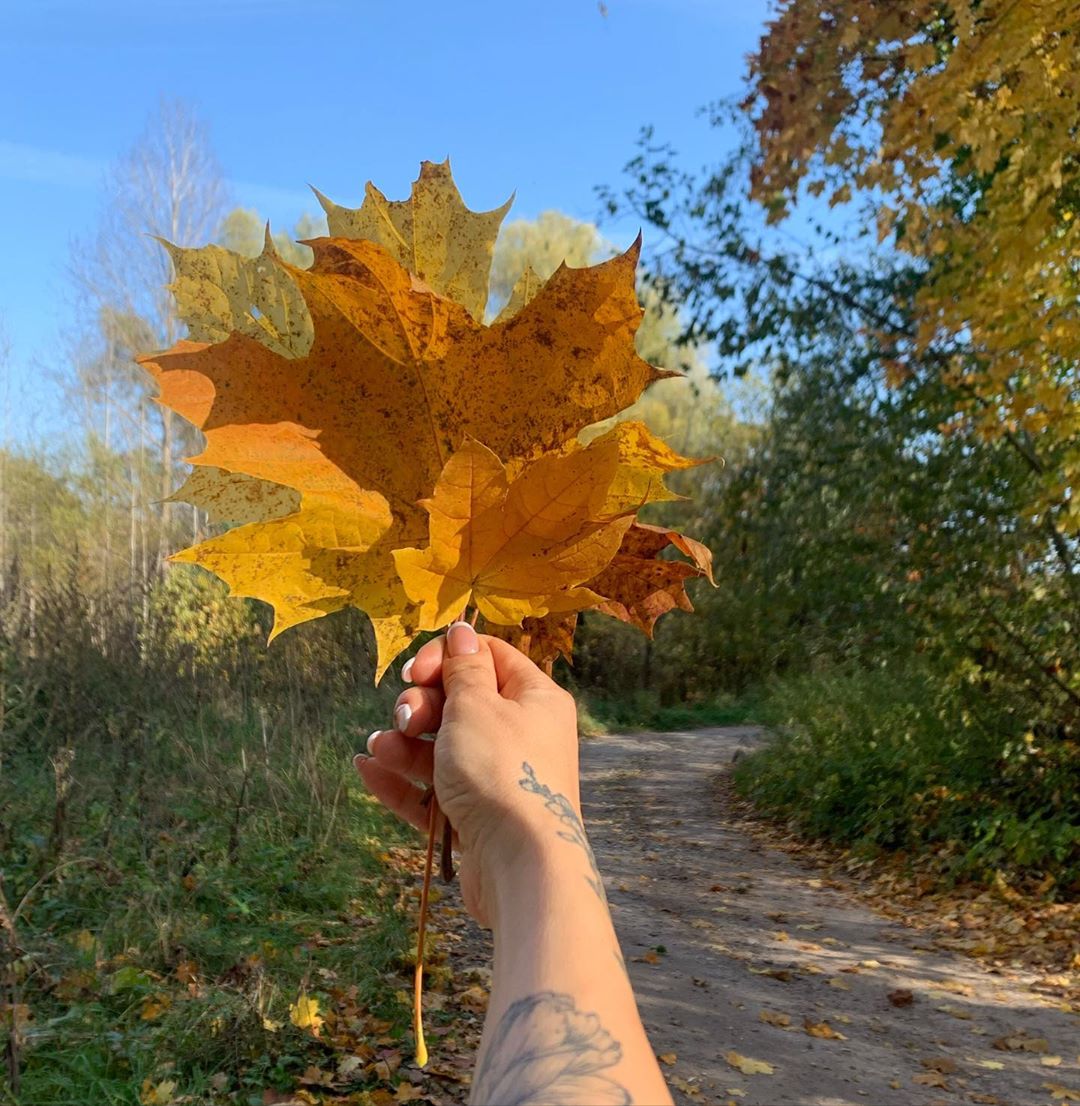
[354,622,581,927]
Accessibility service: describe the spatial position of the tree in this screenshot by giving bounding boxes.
[217,208,327,268]
[65,96,232,584]
[746,0,1080,537]
[602,111,1078,873]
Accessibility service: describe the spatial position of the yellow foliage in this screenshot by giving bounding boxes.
[750,1,1080,533]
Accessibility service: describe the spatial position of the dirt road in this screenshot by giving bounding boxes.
[578,726,1079,1106]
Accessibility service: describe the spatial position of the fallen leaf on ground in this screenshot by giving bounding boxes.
[394,1085,426,1103]
[759,1010,791,1027]
[139,1081,177,1106]
[724,1051,775,1075]
[827,977,851,990]
[887,988,915,1007]
[804,1018,847,1040]
[658,1052,677,1065]
[748,965,793,981]
[140,993,171,1021]
[966,1058,1004,1070]
[935,979,974,996]
[937,1004,974,1019]
[994,1031,1049,1053]
[1044,1084,1080,1103]
[913,1071,950,1088]
[1044,1056,1064,1066]
[920,1057,958,1074]
[289,994,324,1035]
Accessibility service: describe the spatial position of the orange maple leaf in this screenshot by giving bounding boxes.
[138,163,708,679]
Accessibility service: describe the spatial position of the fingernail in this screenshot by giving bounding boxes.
[401,657,415,682]
[352,752,370,768]
[366,730,382,756]
[446,620,479,657]
[394,703,412,733]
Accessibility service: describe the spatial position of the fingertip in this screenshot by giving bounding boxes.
[408,635,448,686]
[446,621,480,657]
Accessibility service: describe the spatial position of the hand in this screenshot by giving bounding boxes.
[354,622,581,927]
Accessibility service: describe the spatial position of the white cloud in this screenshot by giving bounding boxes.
[0,139,314,215]
[0,140,106,188]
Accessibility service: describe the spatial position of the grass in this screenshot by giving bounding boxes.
[734,662,1080,890]
[576,688,764,735]
[0,702,424,1106]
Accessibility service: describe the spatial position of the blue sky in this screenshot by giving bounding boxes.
[1,0,770,433]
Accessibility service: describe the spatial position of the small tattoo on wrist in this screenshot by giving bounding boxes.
[519,761,606,902]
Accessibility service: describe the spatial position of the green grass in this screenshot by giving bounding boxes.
[734,662,1080,888]
[0,703,422,1106]
[576,688,764,734]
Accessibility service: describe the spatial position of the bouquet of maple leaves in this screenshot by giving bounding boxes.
[138,161,714,680]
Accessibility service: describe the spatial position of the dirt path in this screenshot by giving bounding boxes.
[577,726,1079,1106]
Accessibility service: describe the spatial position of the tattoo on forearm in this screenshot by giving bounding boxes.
[470,991,632,1105]
[519,761,605,901]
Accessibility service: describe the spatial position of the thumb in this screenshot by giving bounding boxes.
[441,621,497,701]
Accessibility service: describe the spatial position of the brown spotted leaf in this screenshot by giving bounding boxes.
[139,163,708,679]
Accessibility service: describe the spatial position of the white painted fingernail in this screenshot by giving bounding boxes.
[366,730,382,755]
[394,703,412,733]
[401,658,415,682]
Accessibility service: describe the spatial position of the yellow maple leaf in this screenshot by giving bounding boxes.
[804,1018,847,1040]
[394,423,694,629]
[156,224,313,358]
[289,993,324,1035]
[314,158,512,320]
[724,1050,775,1075]
[139,1079,177,1106]
[166,466,300,526]
[1045,1083,1080,1102]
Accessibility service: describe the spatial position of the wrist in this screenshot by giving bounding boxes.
[481,820,564,931]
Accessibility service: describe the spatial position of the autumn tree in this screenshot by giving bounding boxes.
[747,0,1080,538]
[602,82,1079,877]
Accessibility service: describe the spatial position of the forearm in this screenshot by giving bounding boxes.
[469,764,673,1106]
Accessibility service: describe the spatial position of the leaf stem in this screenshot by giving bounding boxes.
[414,792,439,1068]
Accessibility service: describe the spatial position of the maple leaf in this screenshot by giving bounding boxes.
[167,466,300,526]
[289,993,324,1035]
[139,162,706,681]
[485,611,579,669]
[313,158,512,320]
[156,223,313,357]
[590,522,715,635]
[393,423,694,629]
[724,1051,775,1076]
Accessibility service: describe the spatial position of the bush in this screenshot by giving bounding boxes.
[736,661,1080,890]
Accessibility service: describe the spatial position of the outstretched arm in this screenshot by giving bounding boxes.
[355,622,673,1106]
